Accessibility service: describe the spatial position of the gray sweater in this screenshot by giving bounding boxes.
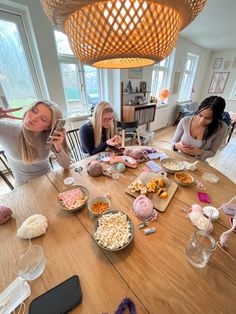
[172,116,228,160]
[0,120,70,187]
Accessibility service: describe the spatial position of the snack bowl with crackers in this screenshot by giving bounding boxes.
[161,158,185,174]
[174,171,194,187]
[88,196,111,217]
[57,185,89,212]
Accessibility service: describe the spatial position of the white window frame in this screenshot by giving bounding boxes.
[0,9,46,105]
[54,30,102,114]
[151,50,175,101]
[178,53,199,102]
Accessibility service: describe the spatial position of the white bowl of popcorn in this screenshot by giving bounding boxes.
[161,158,185,174]
[93,210,134,251]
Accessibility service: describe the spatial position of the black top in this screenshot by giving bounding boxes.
[79,121,108,156]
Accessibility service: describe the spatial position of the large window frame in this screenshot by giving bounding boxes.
[54,30,101,115]
[0,9,45,110]
[151,50,175,101]
[178,53,199,102]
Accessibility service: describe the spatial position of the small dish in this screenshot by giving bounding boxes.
[88,196,111,216]
[161,158,185,174]
[174,171,194,187]
[93,210,134,251]
[57,185,89,212]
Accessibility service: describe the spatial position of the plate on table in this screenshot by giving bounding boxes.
[161,158,185,174]
[125,171,178,212]
[93,210,134,251]
[57,185,89,212]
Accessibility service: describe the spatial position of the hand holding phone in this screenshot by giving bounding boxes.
[29,275,82,314]
[47,119,66,144]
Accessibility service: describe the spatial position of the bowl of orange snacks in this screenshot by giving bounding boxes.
[174,171,194,187]
[88,196,111,217]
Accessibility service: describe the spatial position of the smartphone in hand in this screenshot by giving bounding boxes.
[46,119,66,144]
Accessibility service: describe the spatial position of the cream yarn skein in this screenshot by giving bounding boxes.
[17,214,48,239]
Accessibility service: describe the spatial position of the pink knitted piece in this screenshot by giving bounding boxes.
[191,204,203,213]
[0,205,13,225]
[133,196,157,221]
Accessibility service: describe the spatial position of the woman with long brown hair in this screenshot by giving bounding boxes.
[0,100,70,187]
[79,101,121,156]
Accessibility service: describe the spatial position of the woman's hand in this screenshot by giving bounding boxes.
[106,135,121,146]
[175,141,202,156]
[51,129,65,152]
[0,107,23,119]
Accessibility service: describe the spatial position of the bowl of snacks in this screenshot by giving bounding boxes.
[161,158,185,174]
[57,185,89,212]
[93,210,134,251]
[88,196,111,217]
[174,171,194,187]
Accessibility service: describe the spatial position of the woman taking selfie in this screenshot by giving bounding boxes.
[79,101,121,156]
[172,96,228,160]
[0,100,70,187]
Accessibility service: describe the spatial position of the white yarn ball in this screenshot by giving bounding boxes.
[17,214,48,239]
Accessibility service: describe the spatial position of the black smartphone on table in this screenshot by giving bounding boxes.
[29,275,82,314]
[47,119,66,144]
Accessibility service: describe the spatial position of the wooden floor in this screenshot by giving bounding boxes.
[0,127,235,197]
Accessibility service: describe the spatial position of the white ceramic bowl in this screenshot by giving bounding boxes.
[88,196,111,217]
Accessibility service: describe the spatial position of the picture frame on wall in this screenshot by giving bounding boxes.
[230,81,236,100]
[213,57,223,69]
[128,67,143,79]
[139,81,147,92]
[208,72,229,93]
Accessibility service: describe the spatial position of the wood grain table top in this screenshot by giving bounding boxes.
[1,148,235,313]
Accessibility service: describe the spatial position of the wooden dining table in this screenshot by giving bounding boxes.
[1,148,236,313]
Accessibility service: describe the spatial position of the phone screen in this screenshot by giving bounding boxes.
[29,275,82,314]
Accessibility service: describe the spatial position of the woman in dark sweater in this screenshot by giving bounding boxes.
[79,101,120,156]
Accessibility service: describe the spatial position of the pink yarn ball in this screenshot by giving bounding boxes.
[191,204,203,213]
[133,196,157,221]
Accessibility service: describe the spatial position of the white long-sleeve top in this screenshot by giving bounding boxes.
[0,120,70,187]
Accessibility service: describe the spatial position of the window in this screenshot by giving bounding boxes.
[0,11,43,115]
[54,30,101,115]
[178,53,199,102]
[151,50,174,101]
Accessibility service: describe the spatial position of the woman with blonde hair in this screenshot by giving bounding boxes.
[0,100,70,187]
[79,101,121,156]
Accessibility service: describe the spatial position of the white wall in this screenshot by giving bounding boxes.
[200,49,236,111]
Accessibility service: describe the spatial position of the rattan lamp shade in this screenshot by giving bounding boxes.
[41,0,206,68]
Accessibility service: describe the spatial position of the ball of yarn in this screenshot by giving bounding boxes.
[115,162,126,173]
[191,204,203,213]
[131,150,144,160]
[17,214,48,239]
[0,205,13,225]
[87,161,103,177]
[133,196,157,221]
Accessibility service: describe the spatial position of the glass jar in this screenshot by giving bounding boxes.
[185,230,217,268]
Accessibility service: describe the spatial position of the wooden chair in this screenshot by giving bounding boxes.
[0,150,14,190]
[66,128,84,162]
[117,121,141,147]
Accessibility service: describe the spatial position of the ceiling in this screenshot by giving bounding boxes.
[180,0,236,51]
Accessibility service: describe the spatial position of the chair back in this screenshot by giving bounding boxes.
[66,128,84,162]
[117,121,138,130]
[117,120,141,147]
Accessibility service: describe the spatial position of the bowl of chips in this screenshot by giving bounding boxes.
[174,171,194,187]
[57,185,89,212]
[88,196,111,217]
[161,158,185,174]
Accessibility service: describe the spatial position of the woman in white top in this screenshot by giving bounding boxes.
[0,100,70,187]
[172,96,228,160]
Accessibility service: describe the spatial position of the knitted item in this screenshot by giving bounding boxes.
[0,205,13,225]
[115,298,137,314]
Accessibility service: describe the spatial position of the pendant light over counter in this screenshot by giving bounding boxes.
[41,0,206,69]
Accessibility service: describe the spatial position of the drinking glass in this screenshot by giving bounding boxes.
[15,245,46,280]
[185,230,216,268]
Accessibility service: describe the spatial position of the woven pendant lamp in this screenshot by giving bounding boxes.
[41,0,206,69]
